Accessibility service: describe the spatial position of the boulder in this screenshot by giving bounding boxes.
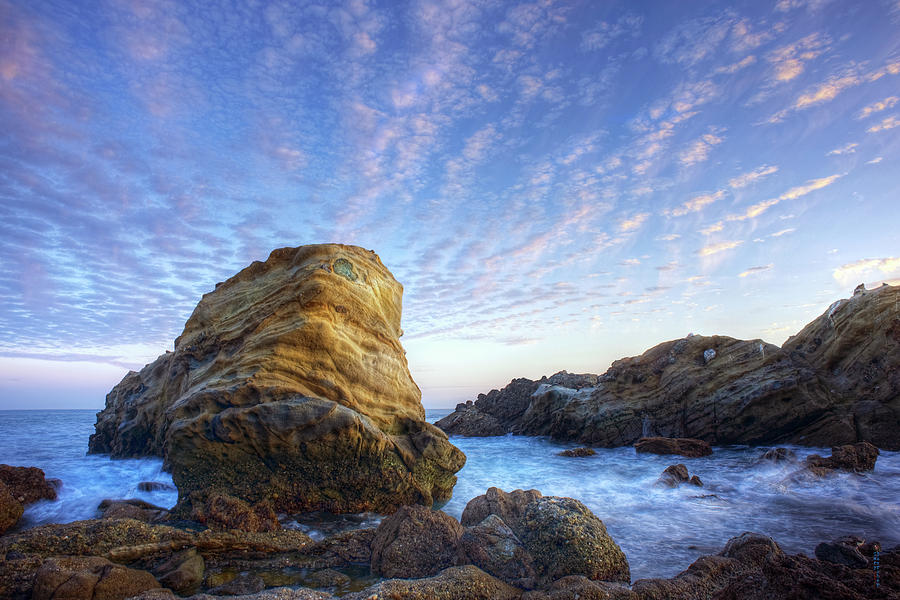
[207,571,266,595]
[460,487,542,530]
[31,556,159,600]
[88,245,465,515]
[344,565,523,600]
[804,441,879,473]
[460,514,537,588]
[190,492,280,532]
[97,498,169,522]
[0,465,58,504]
[0,481,24,534]
[657,464,703,488]
[759,447,796,462]
[519,496,630,584]
[635,437,712,457]
[151,548,205,595]
[558,447,596,457]
[814,536,868,568]
[370,504,464,578]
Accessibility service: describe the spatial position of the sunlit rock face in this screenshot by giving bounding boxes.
[90,244,465,514]
[784,284,900,449]
[438,284,900,450]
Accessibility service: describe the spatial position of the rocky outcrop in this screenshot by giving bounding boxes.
[634,437,712,457]
[370,504,464,578]
[657,464,702,488]
[803,441,879,475]
[437,285,900,450]
[0,481,24,535]
[0,465,58,505]
[784,283,900,449]
[88,244,465,516]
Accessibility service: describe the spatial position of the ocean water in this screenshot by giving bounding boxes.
[1,408,898,581]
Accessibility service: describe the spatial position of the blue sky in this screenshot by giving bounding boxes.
[1,0,899,409]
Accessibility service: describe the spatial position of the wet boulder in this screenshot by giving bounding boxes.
[634,437,712,458]
[370,504,464,578]
[461,487,542,530]
[520,496,630,584]
[0,465,58,505]
[657,464,703,488]
[804,441,879,473]
[460,514,537,588]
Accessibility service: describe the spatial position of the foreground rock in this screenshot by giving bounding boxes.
[88,244,465,517]
[437,285,900,450]
[0,465,58,505]
[633,531,899,600]
[370,504,464,578]
[634,437,712,457]
[31,556,159,600]
[345,565,523,600]
[804,441,880,473]
[0,481,24,534]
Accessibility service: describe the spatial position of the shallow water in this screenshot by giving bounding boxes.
[1,408,898,580]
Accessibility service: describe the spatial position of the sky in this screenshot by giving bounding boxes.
[1,0,899,410]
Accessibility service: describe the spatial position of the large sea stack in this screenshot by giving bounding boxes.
[90,244,465,515]
[438,284,900,450]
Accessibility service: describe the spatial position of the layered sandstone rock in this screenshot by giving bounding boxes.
[89,244,465,515]
[437,285,900,449]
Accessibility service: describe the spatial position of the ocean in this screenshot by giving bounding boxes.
[1,408,898,581]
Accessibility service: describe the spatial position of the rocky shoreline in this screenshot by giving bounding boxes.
[436,283,900,451]
[3,246,897,599]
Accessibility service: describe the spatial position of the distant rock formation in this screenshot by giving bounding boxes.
[437,284,900,450]
[89,244,465,516]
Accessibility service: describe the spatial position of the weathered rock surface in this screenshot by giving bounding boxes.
[0,464,58,505]
[460,487,542,530]
[522,576,638,599]
[0,481,24,534]
[460,514,537,589]
[804,441,880,473]
[815,536,868,568]
[632,531,899,600]
[370,504,464,578]
[520,497,630,585]
[344,565,524,600]
[634,437,712,457]
[98,498,169,523]
[189,492,280,532]
[784,283,900,449]
[88,244,464,516]
[31,555,160,600]
[437,285,900,449]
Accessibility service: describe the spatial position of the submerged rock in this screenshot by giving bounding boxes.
[657,464,703,488]
[804,441,880,474]
[759,447,796,462]
[88,245,465,517]
[635,437,712,457]
[559,447,596,457]
[437,285,900,450]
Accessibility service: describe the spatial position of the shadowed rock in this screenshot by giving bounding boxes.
[460,514,537,589]
[559,447,596,457]
[88,245,465,517]
[97,498,169,523]
[0,481,24,535]
[635,437,712,457]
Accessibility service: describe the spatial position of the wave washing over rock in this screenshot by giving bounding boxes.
[88,244,465,516]
[437,283,900,450]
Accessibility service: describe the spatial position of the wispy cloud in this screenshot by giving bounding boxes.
[770,228,796,237]
[728,165,778,188]
[858,96,899,119]
[679,132,724,166]
[667,190,726,217]
[826,142,857,156]
[867,115,900,133]
[727,173,841,221]
[619,212,650,232]
[739,264,773,277]
[697,240,743,256]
